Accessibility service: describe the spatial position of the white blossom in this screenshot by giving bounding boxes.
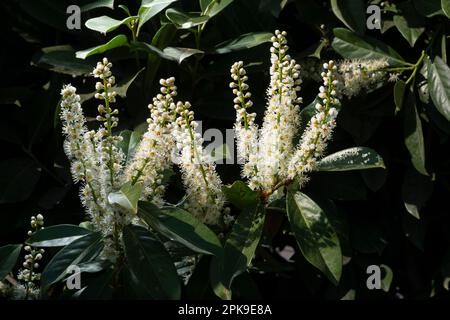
[230,30,303,192]
[288,60,340,180]
[173,100,225,225]
[124,77,178,206]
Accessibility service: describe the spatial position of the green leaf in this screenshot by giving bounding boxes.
[219,201,265,289]
[76,34,129,59]
[118,4,131,16]
[123,225,181,299]
[202,0,234,17]
[413,0,443,17]
[200,0,211,12]
[41,232,103,291]
[394,79,407,114]
[117,130,142,163]
[428,56,450,122]
[108,182,143,214]
[214,32,272,54]
[0,244,22,280]
[138,201,223,257]
[85,15,135,34]
[163,47,204,64]
[402,165,433,219]
[81,0,115,12]
[79,221,96,231]
[380,264,393,292]
[403,88,427,175]
[210,257,232,300]
[331,0,366,34]
[165,8,210,29]
[393,3,425,47]
[113,67,145,98]
[132,42,203,64]
[222,181,259,210]
[137,0,177,35]
[315,147,385,172]
[332,28,406,66]
[286,190,342,285]
[341,289,356,300]
[72,268,114,299]
[443,0,450,18]
[0,157,41,204]
[32,45,93,76]
[27,225,92,247]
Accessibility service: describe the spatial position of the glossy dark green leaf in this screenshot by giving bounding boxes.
[165,8,210,29]
[394,80,407,114]
[316,147,385,172]
[117,130,142,163]
[214,32,272,54]
[137,0,177,35]
[210,257,232,300]
[85,16,135,34]
[72,268,114,299]
[402,165,433,219]
[133,42,203,64]
[428,56,450,122]
[108,182,143,214]
[380,264,393,292]
[222,181,259,210]
[403,88,427,175]
[332,28,406,66]
[0,157,41,204]
[76,35,129,59]
[27,225,92,247]
[201,0,234,17]
[0,244,22,280]
[219,201,265,288]
[286,190,342,285]
[41,232,103,291]
[32,45,93,76]
[113,67,145,98]
[81,0,115,12]
[331,0,366,34]
[138,201,223,257]
[393,3,425,47]
[123,225,181,299]
[443,0,450,18]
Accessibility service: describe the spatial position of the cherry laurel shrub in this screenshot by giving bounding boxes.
[0,31,391,300]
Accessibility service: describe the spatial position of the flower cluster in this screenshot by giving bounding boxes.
[230,30,303,192]
[298,58,390,98]
[124,78,178,206]
[15,215,45,300]
[230,31,341,198]
[288,61,340,180]
[337,58,389,98]
[173,100,226,225]
[60,58,227,257]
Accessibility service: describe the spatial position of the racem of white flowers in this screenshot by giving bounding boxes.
[60,58,226,258]
[59,31,391,257]
[230,30,341,198]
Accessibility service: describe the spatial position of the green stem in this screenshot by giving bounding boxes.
[406,50,426,85]
[103,79,115,188]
